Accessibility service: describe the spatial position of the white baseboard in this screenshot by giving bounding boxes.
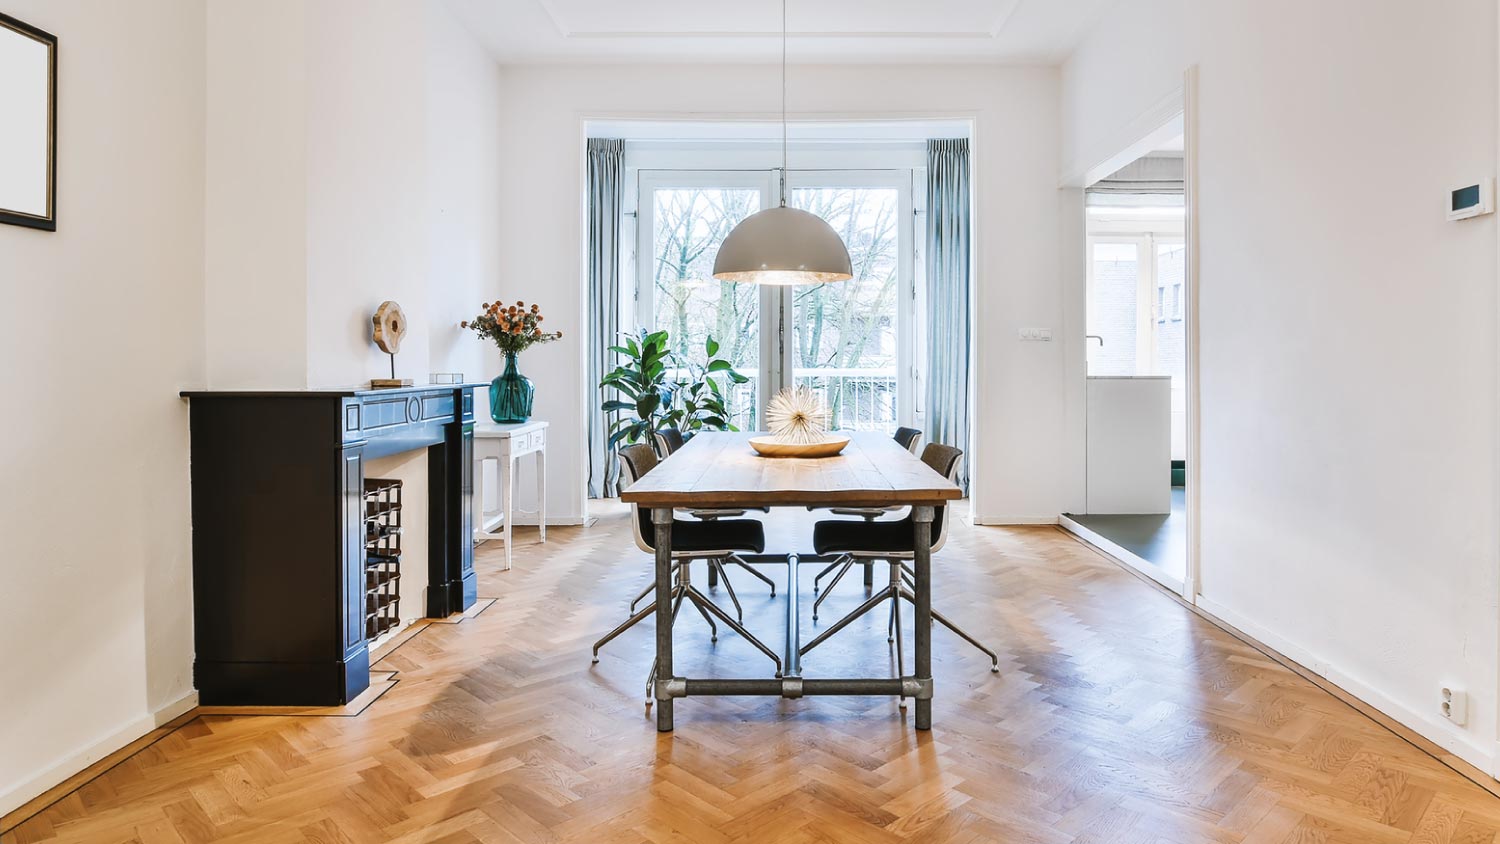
[0,691,198,818]
[971,515,1060,526]
[1195,596,1497,777]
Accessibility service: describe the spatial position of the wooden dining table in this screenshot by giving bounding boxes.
[619,430,963,732]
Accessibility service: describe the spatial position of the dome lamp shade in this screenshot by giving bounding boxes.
[712,205,853,285]
[710,0,853,286]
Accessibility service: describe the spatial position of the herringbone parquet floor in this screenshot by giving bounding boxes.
[8,504,1500,843]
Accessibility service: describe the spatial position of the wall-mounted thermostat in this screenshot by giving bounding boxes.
[1448,179,1494,221]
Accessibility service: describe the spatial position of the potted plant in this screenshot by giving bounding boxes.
[601,330,747,451]
[462,300,563,424]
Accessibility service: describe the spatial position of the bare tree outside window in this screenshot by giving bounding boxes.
[790,187,901,432]
[647,183,903,432]
[651,188,761,428]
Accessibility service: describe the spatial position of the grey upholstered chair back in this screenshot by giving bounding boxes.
[654,427,686,456]
[921,442,963,552]
[618,443,658,553]
[894,427,922,454]
[618,442,658,488]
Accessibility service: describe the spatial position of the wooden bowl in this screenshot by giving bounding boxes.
[749,434,851,458]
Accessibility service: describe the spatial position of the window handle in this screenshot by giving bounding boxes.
[1086,335,1104,347]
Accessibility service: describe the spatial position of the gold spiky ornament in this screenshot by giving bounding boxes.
[766,386,829,445]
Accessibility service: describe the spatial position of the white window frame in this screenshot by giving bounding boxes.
[629,152,920,430]
[1085,217,1185,378]
[784,169,916,429]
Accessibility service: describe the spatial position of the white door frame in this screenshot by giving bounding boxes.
[1182,65,1202,604]
[1060,68,1201,605]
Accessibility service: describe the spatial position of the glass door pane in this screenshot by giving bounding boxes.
[1153,238,1188,460]
[647,185,762,429]
[1152,239,1186,385]
[787,184,904,432]
[1086,239,1147,376]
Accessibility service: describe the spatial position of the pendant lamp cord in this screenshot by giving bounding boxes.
[780,0,787,207]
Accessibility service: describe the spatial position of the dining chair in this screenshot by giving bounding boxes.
[809,426,924,591]
[801,443,1000,698]
[648,427,777,597]
[653,427,687,456]
[592,444,783,698]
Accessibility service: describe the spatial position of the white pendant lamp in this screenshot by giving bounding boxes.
[712,0,852,286]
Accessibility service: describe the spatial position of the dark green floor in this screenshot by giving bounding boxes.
[1066,487,1186,580]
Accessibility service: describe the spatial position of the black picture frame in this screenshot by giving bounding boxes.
[0,10,57,232]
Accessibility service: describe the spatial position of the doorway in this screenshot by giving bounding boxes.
[1062,106,1195,593]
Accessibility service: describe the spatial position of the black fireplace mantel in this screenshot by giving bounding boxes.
[180,383,484,706]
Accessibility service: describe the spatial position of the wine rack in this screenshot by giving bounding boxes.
[364,478,402,640]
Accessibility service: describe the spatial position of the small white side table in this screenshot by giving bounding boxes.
[472,420,547,571]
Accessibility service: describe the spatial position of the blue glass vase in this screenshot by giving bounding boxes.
[489,352,534,424]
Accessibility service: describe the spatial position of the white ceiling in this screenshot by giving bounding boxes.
[444,0,1119,65]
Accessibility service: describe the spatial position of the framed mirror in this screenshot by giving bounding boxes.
[0,11,56,231]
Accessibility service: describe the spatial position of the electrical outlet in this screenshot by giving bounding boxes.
[1017,327,1053,341]
[1441,687,1468,726]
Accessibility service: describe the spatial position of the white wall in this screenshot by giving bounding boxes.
[1062,0,1500,773]
[205,0,308,389]
[496,63,1069,523]
[425,0,502,383]
[206,0,501,391]
[305,1,430,389]
[0,0,205,815]
[1059,0,1190,185]
[0,0,503,815]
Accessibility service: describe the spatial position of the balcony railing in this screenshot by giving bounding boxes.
[794,368,898,432]
[677,368,900,434]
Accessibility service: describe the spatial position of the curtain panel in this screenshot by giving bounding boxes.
[925,138,972,491]
[587,138,625,498]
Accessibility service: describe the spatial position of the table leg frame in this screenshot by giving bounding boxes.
[912,505,934,730]
[652,507,675,732]
[646,508,938,733]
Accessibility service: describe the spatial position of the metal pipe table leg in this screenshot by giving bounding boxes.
[783,554,801,678]
[912,505,934,730]
[652,507,675,731]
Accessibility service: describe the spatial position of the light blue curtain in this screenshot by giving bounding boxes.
[587,139,625,498]
[926,138,971,491]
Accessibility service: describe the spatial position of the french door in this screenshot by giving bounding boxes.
[635,169,914,432]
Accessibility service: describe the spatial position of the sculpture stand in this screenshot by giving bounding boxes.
[371,352,413,389]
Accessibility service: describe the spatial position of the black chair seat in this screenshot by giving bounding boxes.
[813,517,917,555]
[813,504,948,555]
[639,512,766,553]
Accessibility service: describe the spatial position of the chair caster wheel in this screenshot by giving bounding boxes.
[887,636,894,644]
[591,657,599,664]
[897,700,907,709]
[711,636,718,643]
[990,666,1000,674]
